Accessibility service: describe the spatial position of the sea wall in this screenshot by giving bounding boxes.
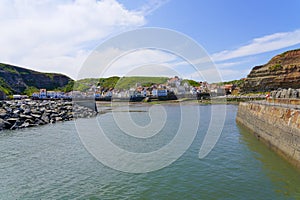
[0,100,97,131]
[236,101,300,169]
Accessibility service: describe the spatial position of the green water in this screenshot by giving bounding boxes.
[0,104,300,199]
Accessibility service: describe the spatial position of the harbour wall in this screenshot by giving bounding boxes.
[236,100,300,169]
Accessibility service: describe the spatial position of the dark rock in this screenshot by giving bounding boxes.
[23,109,31,115]
[7,118,18,124]
[0,99,97,130]
[4,106,12,112]
[50,113,59,119]
[0,119,4,130]
[19,114,33,120]
[0,109,7,119]
[45,109,53,114]
[31,114,41,119]
[35,119,45,125]
[19,122,30,128]
[271,91,277,99]
[55,117,63,122]
[281,89,288,98]
[31,109,42,115]
[41,113,49,123]
[291,89,298,98]
[275,91,281,98]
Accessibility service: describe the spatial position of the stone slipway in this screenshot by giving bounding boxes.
[236,100,300,169]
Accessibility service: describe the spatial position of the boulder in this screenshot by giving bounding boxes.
[291,89,298,98]
[275,91,282,98]
[0,119,4,130]
[30,114,41,119]
[41,113,50,123]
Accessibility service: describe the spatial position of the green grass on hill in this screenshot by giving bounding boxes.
[0,77,14,95]
[70,76,170,92]
[114,76,169,89]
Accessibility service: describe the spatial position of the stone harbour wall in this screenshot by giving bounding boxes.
[236,101,300,169]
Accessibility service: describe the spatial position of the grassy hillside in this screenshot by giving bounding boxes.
[71,76,170,92]
[114,76,169,89]
[0,63,72,95]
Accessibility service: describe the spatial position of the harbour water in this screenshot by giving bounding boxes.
[0,104,300,199]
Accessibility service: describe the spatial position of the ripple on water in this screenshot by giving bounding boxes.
[0,105,300,199]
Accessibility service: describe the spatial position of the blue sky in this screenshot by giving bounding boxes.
[1,0,300,81]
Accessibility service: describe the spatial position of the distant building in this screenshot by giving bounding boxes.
[40,89,47,99]
[46,91,56,98]
[13,94,21,100]
[167,76,181,88]
[157,89,168,97]
[224,84,233,95]
[32,92,39,99]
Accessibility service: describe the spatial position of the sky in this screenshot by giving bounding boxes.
[1,0,300,81]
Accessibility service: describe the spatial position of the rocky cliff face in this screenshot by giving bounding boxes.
[241,49,300,92]
[0,63,72,94]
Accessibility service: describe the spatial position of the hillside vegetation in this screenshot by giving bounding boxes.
[71,76,169,92]
[0,63,72,95]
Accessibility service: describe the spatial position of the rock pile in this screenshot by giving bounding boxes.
[270,88,300,99]
[0,100,97,130]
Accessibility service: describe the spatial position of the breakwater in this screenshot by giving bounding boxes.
[0,100,97,130]
[236,100,300,169]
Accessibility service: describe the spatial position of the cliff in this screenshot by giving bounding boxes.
[236,101,300,169]
[0,63,72,94]
[241,49,300,92]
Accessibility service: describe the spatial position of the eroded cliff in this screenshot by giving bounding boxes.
[241,49,300,92]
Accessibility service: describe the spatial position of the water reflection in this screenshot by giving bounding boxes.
[238,125,300,198]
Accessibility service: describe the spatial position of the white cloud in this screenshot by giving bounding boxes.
[214,61,246,69]
[212,29,300,62]
[187,68,250,83]
[138,0,170,15]
[77,48,179,79]
[0,0,153,79]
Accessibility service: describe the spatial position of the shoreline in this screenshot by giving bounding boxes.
[0,96,263,131]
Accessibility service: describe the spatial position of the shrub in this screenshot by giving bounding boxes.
[269,64,282,71]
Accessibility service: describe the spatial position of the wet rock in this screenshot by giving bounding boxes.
[7,118,18,124]
[50,113,59,119]
[19,122,30,128]
[41,113,50,123]
[19,114,33,120]
[4,106,12,112]
[31,109,42,115]
[0,119,4,130]
[35,119,45,125]
[31,114,41,119]
[0,109,7,119]
[23,109,31,115]
[55,117,63,122]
